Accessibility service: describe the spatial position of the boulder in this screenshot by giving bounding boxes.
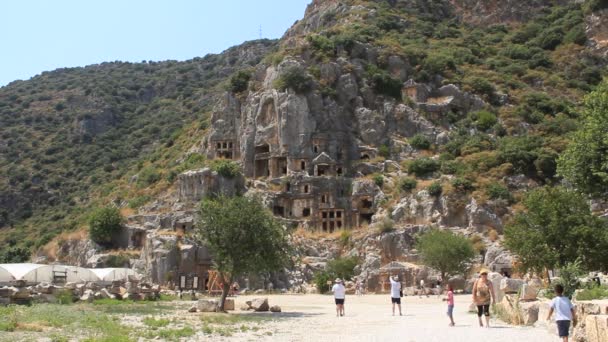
[270,305,282,313]
[100,288,115,300]
[520,301,540,325]
[224,298,235,311]
[188,305,197,313]
[586,315,608,342]
[197,299,219,312]
[249,297,269,312]
[500,278,525,294]
[448,276,466,292]
[80,290,94,303]
[520,284,538,301]
[488,272,504,302]
[240,304,251,311]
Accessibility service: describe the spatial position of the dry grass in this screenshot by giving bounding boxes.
[40,229,89,261]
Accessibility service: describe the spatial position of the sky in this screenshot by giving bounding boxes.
[0,0,311,87]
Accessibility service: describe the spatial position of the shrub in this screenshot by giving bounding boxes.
[440,160,463,175]
[464,77,494,98]
[408,158,440,176]
[273,66,312,93]
[451,178,474,192]
[328,256,359,280]
[399,177,418,193]
[576,285,608,301]
[377,217,395,233]
[313,271,332,293]
[339,230,351,248]
[229,70,251,93]
[368,67,402,99]
[373,174,384,187]
[497,136,542,175]
[210,160,240,178]
[422,51,456,76]
[469,110,498,131]
[137,167,161,188]
[427,181,443,197]
[486,183,512,202]
[410,134,431,150]
[307,34,335,58]
[378,144,390,158]
[89,206,123,245]
[128,195,151,209]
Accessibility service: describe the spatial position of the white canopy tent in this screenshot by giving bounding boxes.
[0,264,139,285]
[0,263,49,284]
[90,268,137,283]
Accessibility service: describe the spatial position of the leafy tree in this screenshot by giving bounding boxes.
[313,256,358,294]
[0,246,31,263]
[210,159,241,178]
[89,206,124,245]
[196,196,290,310]
[229,70,252,93]
[410,134,431,150]
[558,81,608,196]
[504,187,608,275]
[399,177,418,193]
[273,66,312,93]
[427,181,443,197]
[416,229,475,281]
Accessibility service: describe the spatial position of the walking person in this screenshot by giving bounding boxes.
[547,284,577,342]
[389,275,402,316]
[332,278,346,317]
[472,269,496,328]
[355,279,362,296]
[444,284,455,326]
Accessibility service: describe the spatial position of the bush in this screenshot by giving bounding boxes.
[89,206,123,245]
[469,110,498,131]
[128,195,151,209]
[451,178,474,192]
[408,158,440,176]
[410,134,431,150]
[313,271,332,294]
[378,144,390,158]
[427,181,443,197]
[339,230,351,248]
[486,183,512,202]
[440,160,463,175]
[422,51,456,76]
[367,67,402,99]
[377,217,395,233]
[307,34,335,58]
[464,77,494,98]
[210,159,241,178]
[273,66,312,93]
[137,167,161,188]
[399,177,417,193]
[576,285,608,301]
[328,256,359,281]
[229,70,251,93]
[373,174,384,187]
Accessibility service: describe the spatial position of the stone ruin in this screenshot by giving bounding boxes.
[0,276,160,305]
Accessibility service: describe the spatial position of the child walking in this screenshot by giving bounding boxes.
[445,284,455,326]
[546,284,577,342]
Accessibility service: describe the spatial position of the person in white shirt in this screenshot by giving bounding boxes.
[547,284,577,342]
[332,278,346,317]
[419,279,429,298]
[389,275,402,316]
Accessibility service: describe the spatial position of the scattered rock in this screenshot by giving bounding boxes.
[500,278,525,294]
[188,305,197,313]
[249,297,270,312]
[197,299,219,312]
[270,305,282,313]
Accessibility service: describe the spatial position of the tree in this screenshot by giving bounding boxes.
[558,81,608,196]
[196,196,291,310]
[416,229,475,281]
[504,186,608,275]
[88,206,123,245]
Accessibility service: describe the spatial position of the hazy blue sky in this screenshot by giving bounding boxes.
[0,0,311,86]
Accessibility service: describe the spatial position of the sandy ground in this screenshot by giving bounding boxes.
[227,294,555,342]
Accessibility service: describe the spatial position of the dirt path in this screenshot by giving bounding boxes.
[228,294,554,342]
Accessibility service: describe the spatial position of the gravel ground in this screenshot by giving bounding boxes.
[227,293,556,342]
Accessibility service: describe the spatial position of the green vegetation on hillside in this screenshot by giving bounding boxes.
[0,40,275,259]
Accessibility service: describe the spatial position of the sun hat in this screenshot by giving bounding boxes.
[335,278,342,283]
[479,268,490,275]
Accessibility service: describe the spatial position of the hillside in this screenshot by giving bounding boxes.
[0,40,276,258]
[1,0,607,266]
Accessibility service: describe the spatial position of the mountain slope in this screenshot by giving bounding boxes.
[1,0,607,262]
[0,40,276,256]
